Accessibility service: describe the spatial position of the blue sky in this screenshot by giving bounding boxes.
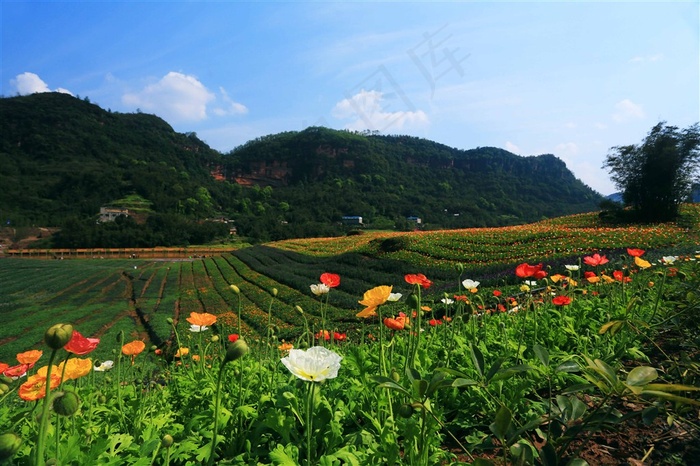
[2,1,698,195]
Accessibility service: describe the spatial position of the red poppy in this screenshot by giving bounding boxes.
[228,334,240,343]
[583,253,609,267]
[627,248,645,257]
[4,363,30,378]
[584,271,597,279]
[428,319,442,326]
[404,273,432,289]
[668,267,678,277]
[613,270,631,283]
[453,295,468,302]
[493,290,502,297]
[515,263,544,278]
[552,296,571,306]
[320,273,340,288]
[497,304,506,312]
[64,330,100,355]
[333,332,347,341]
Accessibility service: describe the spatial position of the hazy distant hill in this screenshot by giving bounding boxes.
[0,93,603,244]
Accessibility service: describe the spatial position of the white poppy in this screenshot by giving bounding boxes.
[281,346,342,383]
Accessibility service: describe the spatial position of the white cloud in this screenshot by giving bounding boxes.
[212,87,248,117]
[504,141,520,154]
[122,72,214,122]
[11,72,73,96]
[331,89,428,132]
[612,99,645,122]
[628,54,663,63]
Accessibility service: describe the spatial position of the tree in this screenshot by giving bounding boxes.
[603,122,700,222]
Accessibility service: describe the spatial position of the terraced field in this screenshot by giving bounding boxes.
[2,206,698,362]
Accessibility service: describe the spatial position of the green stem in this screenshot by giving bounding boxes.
[306,382,316,466]
[208,362,227,466]
[34,348,59,466]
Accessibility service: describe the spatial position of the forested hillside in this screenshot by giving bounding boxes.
[1,93,603,245]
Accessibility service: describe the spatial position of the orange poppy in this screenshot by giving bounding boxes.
[19,373,61,402]
[58,358,92,380]
[0,362,9,375]
[278,342,294,352]
[385,312,409,330]
[174,347,189,358]
[122,340,146,358]
[16,349,43,365]
[356,285,393,318]
[626,248,645,257]
[186,312,217,328]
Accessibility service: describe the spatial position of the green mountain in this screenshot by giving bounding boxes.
[222,127,603,236]
[0,93,603,246]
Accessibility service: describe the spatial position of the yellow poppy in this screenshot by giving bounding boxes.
[58,358,92,380]
[634,256,652,269]
[356,285,393,318]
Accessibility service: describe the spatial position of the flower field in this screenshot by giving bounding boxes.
[1,210,699,465]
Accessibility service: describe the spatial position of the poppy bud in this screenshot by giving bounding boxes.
[161,434,174,448]
[0,384,9,395]
[295,305,304,315]
[211,335,219,342]
[224,339,249,363]
[455,263,465,275]
[44,323,74,350]
[230,284,240,294]
[407,294,420,309]
[391,369,400,383]
[166,317,174,324]
[0,433,21,462]
[272,288,278,297]
[0,376,12,385]
[53,391,80,416]
[397,403,414,418]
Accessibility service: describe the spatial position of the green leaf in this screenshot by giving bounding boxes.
[452,377,478,388]
[413,379,428,398]
[470,345,485,378]
[269,444,299,466]
[626,366,658,386]
[485,357,505,382]
[489,405,512,441]
[640,390,700,406]
[566,459,590,466]
[533,344,549,367]
[555,360,580,373]
[645,383,700,392]
[372,376,412,397]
